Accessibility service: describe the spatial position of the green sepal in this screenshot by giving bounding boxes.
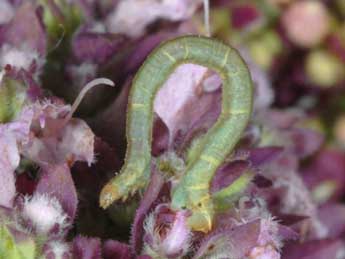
[248,30,283,69]
[156,152,185,177]
[39,0,83,42]
[0,225,36,259]
[0,78,26,123]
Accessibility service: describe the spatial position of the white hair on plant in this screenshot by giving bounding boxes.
[258,215,282,249]
[68,63,98,87]
[336,245,345,259]
[45,240,71,259]
[249,244,281,259]
[0,44,40,71]
[59,119,96,166]
[89,22,106,33]
[26,99,71,130]
[21,193,69,235]
[143,213,158,256]
[160,210,193,257]
[193,231,242,259]
[273,171,328,238]
[236,196,270,225]
[143,210,193,258]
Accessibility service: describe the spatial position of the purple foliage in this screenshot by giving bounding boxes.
[231,3,261,29]
[211,160,251,193]
[103,240,132,259]
[282,239,345,259]
[1,2,46,54]
[131,169,165,254]
[318,203,345,238]
[71,29,126,65]
[248,147,283,167]
[0,1,46,77]
[302,149,345,202]
[72,236,102,259]
[288,128,324,158]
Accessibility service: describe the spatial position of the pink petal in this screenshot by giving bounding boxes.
[0,132,19,208]
[3,2,46,55]
[154,64,220,145]
[36,164,78,221]
[282,239,345,259]
[160,210,192,258]
[318,203,345,238]
[58,118,95,166]
[106,0,201,37]
[211,160,251,193]
[131,169,165,254]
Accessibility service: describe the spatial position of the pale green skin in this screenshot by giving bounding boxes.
[100,36,253,232]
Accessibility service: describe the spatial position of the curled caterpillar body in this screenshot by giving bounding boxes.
[99,36,253,232]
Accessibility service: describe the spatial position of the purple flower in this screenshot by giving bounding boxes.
[0,105,33,208]
[154,64,221,146]
[105,0,202,37]
[72,236,102,259]
[143,205,192,258]
[42,240,72,259]
[0,1,14,25]
[0,2,46,77]
[20,193,69,236]
[0,130,19,208]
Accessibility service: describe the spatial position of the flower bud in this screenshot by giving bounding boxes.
[143,205,192,258]
[21,194,69,236]
[305,49,345,87]
[282,1,330,47]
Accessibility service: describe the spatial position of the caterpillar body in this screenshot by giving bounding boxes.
[99,35,253,232]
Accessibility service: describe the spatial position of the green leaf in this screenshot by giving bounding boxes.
[0,225,36,259]
[0,78,26,123]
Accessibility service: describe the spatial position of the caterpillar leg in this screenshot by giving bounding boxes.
[100,165,150,208]
[171,181,214,233]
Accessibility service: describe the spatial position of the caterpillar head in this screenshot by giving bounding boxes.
[171,190,214,233]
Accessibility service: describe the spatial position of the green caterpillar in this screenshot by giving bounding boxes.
[100,35,253,232]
